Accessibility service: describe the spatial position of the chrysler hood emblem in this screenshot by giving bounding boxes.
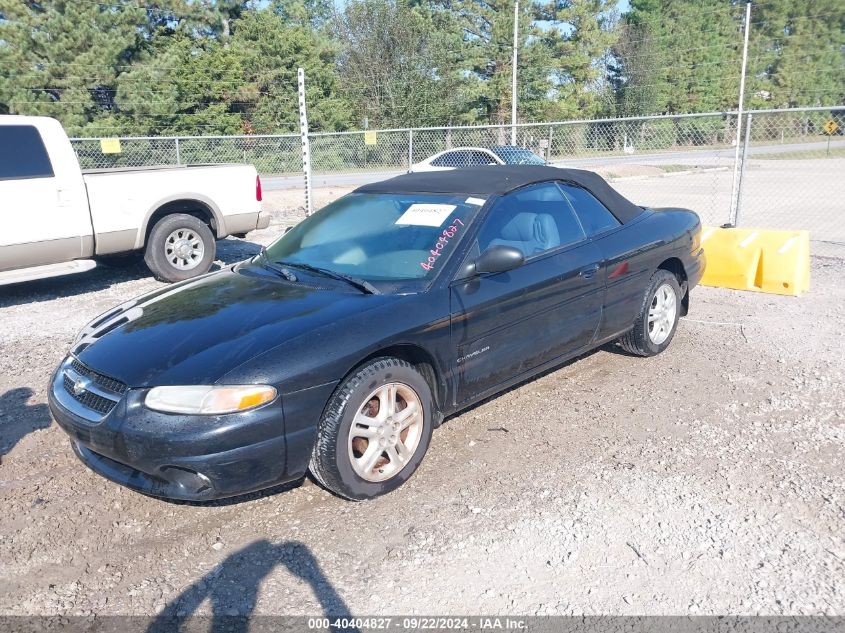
[71,376,91,396]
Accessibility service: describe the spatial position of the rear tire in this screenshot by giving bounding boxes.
[144,214,215,283]
[309,358,434,501]
[619,269,681,357]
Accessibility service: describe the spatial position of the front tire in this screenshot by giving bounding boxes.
[144,214,215,283]
[619,269,681,357]
[309,358,434,500]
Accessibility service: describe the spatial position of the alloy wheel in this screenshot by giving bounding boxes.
[648,283,677,345]
[347,382,424,483]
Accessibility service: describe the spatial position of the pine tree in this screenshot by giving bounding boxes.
[611,0,742,116]
[113,7,352,135]
[333,0,467,127]
[748,0,845,109]
[535,0,619,119]
[0,0,147,134]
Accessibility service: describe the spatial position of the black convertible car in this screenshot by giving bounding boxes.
[49,166,705,501]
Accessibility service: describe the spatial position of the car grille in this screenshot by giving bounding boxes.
[70,358,127,395]
[62,358,127,417]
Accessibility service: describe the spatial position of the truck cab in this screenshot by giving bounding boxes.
[1,117,94,273]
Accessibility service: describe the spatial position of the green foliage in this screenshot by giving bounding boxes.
[333,0,468,127]
[0,0,147,134]
[610,0,742,116]
[109,7,352,135]
[0,0,840,137]
[747,0,845,109]
[611,0,844,117]
[534,0,620,119]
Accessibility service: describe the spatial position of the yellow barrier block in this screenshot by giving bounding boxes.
[699,226,810,296]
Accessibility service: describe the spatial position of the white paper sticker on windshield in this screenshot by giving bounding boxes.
[465,197,486,206]
[396,203,456,227]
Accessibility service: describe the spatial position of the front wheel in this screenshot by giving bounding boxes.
[619,269,682,356]
[309,358,434,500]
[144,213,216,283]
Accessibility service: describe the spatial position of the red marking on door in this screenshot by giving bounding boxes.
[608,261,630,279]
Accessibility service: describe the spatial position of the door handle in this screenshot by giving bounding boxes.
[579,264,600,279]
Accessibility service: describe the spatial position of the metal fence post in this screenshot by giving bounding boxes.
[733,112,753,227]
[297,68,313,216]
[175,138,181,165]
[728,1,752,224]
[408,129,414,169]
[548,125,553,162]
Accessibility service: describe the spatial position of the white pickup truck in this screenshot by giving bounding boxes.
[0,115,269,285]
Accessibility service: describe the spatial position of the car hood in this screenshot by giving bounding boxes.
[73,263,394,387]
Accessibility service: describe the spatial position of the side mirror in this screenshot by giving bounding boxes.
[474,245,525,275]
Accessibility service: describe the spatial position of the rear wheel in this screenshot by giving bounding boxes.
[619,269,681,357]
[309,358,434,500]
[144,213,215,283]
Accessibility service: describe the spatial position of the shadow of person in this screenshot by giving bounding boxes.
[148,540,359,633]
[0,387,52,461]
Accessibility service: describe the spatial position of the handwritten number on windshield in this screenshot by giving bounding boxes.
[420,218,464,272]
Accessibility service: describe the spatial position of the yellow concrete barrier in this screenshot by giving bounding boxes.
[699,226,810,296]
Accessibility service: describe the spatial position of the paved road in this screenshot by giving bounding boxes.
[263,139,845,191]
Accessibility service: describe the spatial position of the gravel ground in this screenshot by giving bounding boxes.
[0,192,843,618]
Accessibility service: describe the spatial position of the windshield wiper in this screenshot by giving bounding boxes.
[257,250,298,282]
[276,261,381,295]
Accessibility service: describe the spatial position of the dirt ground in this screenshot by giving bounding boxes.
[0,195,843,618]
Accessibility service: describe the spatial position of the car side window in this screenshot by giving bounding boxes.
[431,151,470,168]
[0,125,55,180]
[477,183,586,259]
[559,183,620,236]
[467,151,496,166]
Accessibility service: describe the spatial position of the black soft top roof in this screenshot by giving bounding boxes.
[355,165,644,223]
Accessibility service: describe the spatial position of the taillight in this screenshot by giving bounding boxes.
[256,175,263,202]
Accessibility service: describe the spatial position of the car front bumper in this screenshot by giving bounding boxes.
[48,362,295,501]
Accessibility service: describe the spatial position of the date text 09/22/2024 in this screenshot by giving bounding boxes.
[306,616,528,630]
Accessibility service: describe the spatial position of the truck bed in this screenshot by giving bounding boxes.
[81,163,246,176]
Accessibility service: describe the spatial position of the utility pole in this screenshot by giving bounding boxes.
[729,1,752,225]
[511,0,519,145]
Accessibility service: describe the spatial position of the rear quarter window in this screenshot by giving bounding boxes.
[0,125,55,180]
[431,151,470,168]
[559,183,620,235]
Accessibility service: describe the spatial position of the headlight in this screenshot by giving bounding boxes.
[145,385,277,415]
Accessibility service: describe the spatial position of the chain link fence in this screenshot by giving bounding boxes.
[70,107,844,251]
[732,110,845,255]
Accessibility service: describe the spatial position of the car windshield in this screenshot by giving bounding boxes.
[491,146,545,165]
[261,192,486,292]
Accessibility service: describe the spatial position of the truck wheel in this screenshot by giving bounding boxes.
[619,269,681,357]
[309,358,435,501]
[144,214,215,283]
